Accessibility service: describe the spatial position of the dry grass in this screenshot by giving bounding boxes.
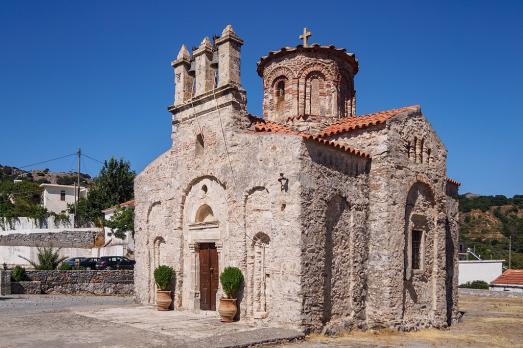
[285,294,523,347]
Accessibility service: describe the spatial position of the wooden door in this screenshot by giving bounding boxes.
[199,243,218,310]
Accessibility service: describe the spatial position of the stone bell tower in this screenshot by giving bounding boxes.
[257,28,358,123]
[168,25,246,131]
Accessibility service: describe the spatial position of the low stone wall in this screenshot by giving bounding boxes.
[9,270,133,296]
[11,280,41,294]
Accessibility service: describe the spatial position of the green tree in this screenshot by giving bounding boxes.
[71,158,135,226]
[105,206,134,239]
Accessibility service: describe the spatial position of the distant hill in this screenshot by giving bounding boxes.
[0,164,92,186]
[459,194,523,268]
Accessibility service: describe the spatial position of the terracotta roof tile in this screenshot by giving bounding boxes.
[317,105,420,137]
[491,269,523,286]
[446,178,461,186]
[250,116,370,159]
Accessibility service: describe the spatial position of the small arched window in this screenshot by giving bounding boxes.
[275,80,285,102]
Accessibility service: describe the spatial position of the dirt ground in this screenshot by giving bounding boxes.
[280,292,523,348]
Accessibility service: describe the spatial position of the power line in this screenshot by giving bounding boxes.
[18,153,76,169]
[82,153,105,165]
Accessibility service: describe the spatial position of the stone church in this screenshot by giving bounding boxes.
[134,25,460,332]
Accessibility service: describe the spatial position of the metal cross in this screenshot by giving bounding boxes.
[299,27,312,47]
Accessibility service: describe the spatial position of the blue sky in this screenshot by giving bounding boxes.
[0,1,521,196]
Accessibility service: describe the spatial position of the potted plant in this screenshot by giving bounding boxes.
[218,266,244,322]
[154,265,175,311]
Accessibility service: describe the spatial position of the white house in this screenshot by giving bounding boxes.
[100,199,135,258]
[40,183,88,214]
[458,260,505,285]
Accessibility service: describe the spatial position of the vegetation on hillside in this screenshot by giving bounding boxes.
[0,159,135,232]
[459,194,523,269]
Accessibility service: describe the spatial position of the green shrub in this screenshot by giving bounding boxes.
[58,263,72,270]
[219,267,244,298]
[459,280,489,290]
[19,246,67,270]
[154,265,175,291]
[11,265,27,281]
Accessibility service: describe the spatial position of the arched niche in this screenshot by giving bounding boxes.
[195,204,216,224]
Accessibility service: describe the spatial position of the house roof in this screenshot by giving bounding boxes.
[317,105,420,138]
[40,183,88,191]
[491,269,523,286]
[446,178,461,186]
[102,199,135,214]
[250,117,370,159]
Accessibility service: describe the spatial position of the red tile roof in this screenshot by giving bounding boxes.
[102,199,135,213]
[491,269,523,286]
[250,116,370,159]
[446,178,461,186]
[317,105,420,137]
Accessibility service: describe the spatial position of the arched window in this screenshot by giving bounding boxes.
[195,204,215,223]
[305,72,324,115]
[275,80,285,101]
[273,77,288,116]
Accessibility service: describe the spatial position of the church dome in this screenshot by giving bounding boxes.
[257,33,359,123]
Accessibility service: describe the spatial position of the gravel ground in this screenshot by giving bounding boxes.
[0,294,135,315]
[0,292,521,348]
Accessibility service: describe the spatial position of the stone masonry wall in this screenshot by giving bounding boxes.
[10,270,133,295]
[329,108,456,330]
[135,85,305,327]
[299,141,369,332]
[0,229,99,248]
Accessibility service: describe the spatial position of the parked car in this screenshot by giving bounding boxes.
[63,257,99,270]
[96,256,135,270]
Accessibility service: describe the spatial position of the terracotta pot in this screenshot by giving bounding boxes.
[218,298,237,322]
[156,290,172,311]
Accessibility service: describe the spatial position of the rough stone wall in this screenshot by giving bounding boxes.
[135,84,306,326]
[0,270,11,295]
[329,108,455,329]
[298,142,369,332]
[9,270,133,295]
[261,50,356,122]
[0,229,99,248]
[445,183,460,324]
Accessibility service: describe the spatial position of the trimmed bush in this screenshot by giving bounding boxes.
[459,280,489,290]
[154,265,175,291]
[220,266,244,298]
[11,265,27,281]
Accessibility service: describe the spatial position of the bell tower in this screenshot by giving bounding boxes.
[257,29,358,123]
[168,25,246,133]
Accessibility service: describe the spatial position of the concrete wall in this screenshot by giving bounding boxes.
[0,227,132,267]
[459,260,504,285]
[0,216,74,231]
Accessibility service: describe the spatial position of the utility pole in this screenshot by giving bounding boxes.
[509,235,512,269]
[74,148,81,228]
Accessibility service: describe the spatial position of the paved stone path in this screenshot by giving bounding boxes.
[0,295,303,348]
